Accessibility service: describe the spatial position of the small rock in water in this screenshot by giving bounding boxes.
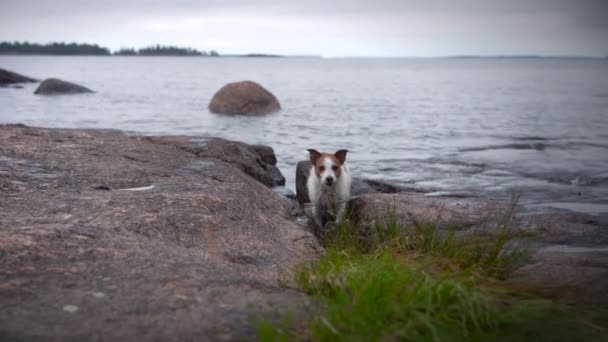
[272,186,296,199]
[91,292,105,298]
[63,305,79,313]
[0,68,38,84]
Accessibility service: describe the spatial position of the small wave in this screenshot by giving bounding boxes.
[460,142,548,152]
[519,173,608,187]
[509,136,553,141]
[379,167,400,172]
[569,141,608,149]
[375,157,416,164]
[488,134,556,142]
[481,169,517,177]
[415,157,486,169]
[569,175,608,186]
[439,160,486,168]
[464,139,608,153]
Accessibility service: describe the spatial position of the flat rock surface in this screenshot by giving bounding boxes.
[347,193,608,304]
[348,193,505,229]
[146,136,285,187]
[0,125,319,341]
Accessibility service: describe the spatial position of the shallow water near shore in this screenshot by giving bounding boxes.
[1,56,608,214]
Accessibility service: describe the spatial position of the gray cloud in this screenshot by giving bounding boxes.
[1,0,607,56]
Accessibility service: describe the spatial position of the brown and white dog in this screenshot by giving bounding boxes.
[306,149,352,226]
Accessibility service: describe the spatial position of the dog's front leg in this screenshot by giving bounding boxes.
[335,201,347,223]
[311,204,323,227]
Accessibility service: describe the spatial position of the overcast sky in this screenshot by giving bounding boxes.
[1,0,607,57]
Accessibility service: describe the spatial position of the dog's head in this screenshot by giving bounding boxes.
[307,149,348,187]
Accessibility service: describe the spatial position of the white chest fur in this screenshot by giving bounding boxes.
[307,164,351,225]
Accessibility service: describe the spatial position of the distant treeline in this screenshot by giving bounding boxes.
[0,41,220,56]
[0,41,110,55]
[114,45,220,56]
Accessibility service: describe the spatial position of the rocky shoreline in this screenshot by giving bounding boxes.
[1,125,607,340]
[0,124,317,341]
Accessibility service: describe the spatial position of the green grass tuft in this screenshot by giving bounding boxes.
[299,251,499,341]
[255,199,607,341]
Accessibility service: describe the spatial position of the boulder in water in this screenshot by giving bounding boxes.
[34,78,93,95]
[209,81,280,115]
[0,68,37,85]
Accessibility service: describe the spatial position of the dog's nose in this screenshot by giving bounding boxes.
[325,176,334,185]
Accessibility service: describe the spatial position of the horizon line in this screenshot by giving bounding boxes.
[1,41,606,59]
[1,53,606,59]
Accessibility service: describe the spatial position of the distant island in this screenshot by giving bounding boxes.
[0,41,218,56]
[0,42,111,55]
[0,41,287,57]
[114,45,220,57]
[240,53,282,58]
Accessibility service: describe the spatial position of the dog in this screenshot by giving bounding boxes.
[306,149,352,227]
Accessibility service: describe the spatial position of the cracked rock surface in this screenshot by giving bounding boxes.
[0,124,319,341]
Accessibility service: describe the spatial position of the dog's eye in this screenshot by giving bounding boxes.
[331,165,338,171]
[319,166,325,172]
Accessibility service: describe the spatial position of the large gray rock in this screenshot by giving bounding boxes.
[0,68,37,84]
[251,144,278,165]
[347,193,503,230]
[209,81,280,115]
[148,136,285,187]
[34,78,93,95]
[0,125,319,341]
[196,139,285,187]
[295,160,313,206]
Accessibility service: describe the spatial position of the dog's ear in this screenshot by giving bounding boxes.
[334,149,348,164]
[307,149,322,163]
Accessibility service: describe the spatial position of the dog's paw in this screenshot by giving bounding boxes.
[322,221,337,232]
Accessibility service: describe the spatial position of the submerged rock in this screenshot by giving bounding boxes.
[209,80,280,115]
[0,125,318,340]
[34,78,93,95]
[0,68,37,84]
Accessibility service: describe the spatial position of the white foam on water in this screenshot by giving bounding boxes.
[117,185,154,191]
